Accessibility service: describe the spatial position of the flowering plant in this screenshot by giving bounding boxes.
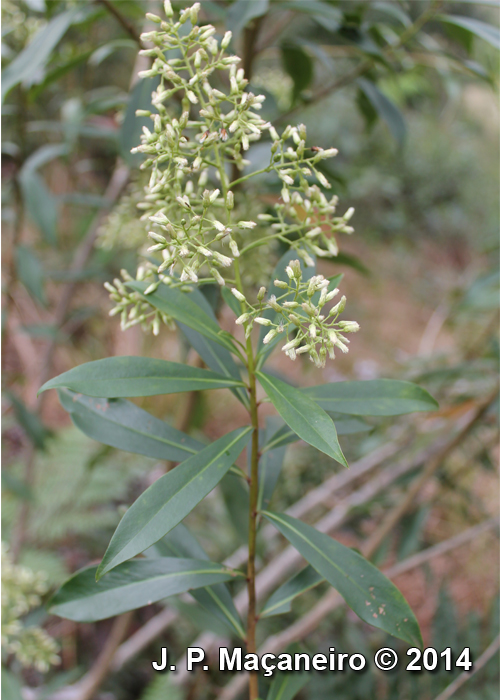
[39,4,437,699]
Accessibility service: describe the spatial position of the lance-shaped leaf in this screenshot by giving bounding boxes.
[262,415,370,453]
[127,281,238,354]
[149,524,244,638]
[58,389,202,462]
[97,427,252,579]
[256,372,347,468]
[257,418,287,511]
[302,379,438,416]
[177,286,249,409]
[267,665,310,700]
[263,511,422,647]
[39,356,245,398]
[260,565,323,618]
[50,558,243,622]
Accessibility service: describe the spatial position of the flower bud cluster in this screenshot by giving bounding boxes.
[2,544,60,672]
[105,269,175,335]
[231,260,359,368]
[128,3,271,287]
[103,2,358,353]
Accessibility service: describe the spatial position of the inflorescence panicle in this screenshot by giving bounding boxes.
[106,0,359,363]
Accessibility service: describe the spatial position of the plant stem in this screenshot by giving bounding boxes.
[234,258,260,700]
[245,331,260,700]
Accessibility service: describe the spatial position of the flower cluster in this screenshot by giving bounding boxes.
[231,260,359,368]
[103,0,359,366]
[2,544,60,672]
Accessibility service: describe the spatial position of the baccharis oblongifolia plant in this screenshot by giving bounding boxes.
[39,3,438,699]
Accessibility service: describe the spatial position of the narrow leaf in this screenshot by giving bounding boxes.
[267,666,310,700]
[226,0,269,41]
[15,246,46,306]
[302,379,438,416]
[256,372,347,467]
[263,511,422,647]
[357,78,406,146]
[40,356,244,397]
[149,524,245,638]
[50,558,242,622]
[437,14,500,51]
[177,286,249,408]
[127,281,238,355]
[258,418,287,511]
[58,389,202,462]
[97,427,252,578]
[6,391,52,450]
[260,565,323,618]
[281,44,314,103]
[120,76,160,166]
[2,9,77,101]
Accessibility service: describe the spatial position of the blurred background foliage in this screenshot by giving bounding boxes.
[1,1,499,699]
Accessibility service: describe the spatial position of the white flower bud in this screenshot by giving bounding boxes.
[214,252,232,267]
[221,31,232,49]
[237,220,256,229]
[229,240,240,257]
[329,295,346,316]
[144,282,160,295]
[190,3,200,24]
[338,321,360,333]
[163,0,173,17]
[282,338,300,352]
[235,313,250,325]
[212,269,225,286]
[274,279,289,289]
[186,90,198,104]
[257,286,266,301]
[226,191,234,210]
[316,171,330,188]
[209,188,220,203]
[231,288,246,302]
[148,231,166,244]
[255,317,272,326]
[263,329,278,345]
[146,12,162,23]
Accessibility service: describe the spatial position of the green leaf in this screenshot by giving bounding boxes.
[58,389,202,462]
[120,76,160,166]
[260,565,323,618]
[127,281,238,355]
[263,511,422,647]
[221,473,249,544]
[357,78,406,147]
[15,245,46,306]
[6,391,52,450]
[50,558,242,622]
[302,379,438,416]
[177,286,249,409]
[89,39,137,66]
[221,286,242,317]
[437,14,500,51]
[226,0,269,41]
[256,372,347,467]
[257,418,287,511]
[96,427,252,578]
[40,356,245,397]
[1,9,78,102]
[1,668,23,700]
[278,1,342,32]
[267,664,310,700]
[262,414,370,453]
[149,524,245,638]
[19,171,58,246]
[281,44,314,103]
